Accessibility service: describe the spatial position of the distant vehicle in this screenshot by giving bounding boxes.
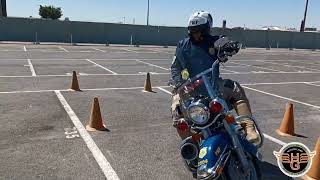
[261,26,283,31]
[305,27,317,32]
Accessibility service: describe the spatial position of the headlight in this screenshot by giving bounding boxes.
[187,103,210,125]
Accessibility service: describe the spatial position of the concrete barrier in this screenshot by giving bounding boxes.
[0,17,319,49]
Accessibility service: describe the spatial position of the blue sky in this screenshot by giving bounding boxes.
[6,0,320,29]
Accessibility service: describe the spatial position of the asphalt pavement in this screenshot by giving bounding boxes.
[0,43,319,180]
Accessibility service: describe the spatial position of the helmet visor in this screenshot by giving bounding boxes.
[188,23,208,34]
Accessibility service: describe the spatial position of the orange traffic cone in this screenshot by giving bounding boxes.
[304,137,320,180]
[86,97,107,131]
[276,103,295,136]
[70,71,81,91]
[143,72,153,92]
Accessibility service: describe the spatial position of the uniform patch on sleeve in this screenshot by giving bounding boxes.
[209,47,215,55]
[181,69,189,80]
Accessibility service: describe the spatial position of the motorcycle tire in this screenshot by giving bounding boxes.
[218,153,262,180]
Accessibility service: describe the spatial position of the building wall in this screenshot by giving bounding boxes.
[0,17,319,49]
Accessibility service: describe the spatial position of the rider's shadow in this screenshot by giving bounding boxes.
[259,161,293,180]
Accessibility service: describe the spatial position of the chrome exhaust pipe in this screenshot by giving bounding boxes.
[181,137,199,161]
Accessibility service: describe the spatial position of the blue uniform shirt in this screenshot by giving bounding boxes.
[170,35,221,88]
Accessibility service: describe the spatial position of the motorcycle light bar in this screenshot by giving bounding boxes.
[225,114,236,124]
[191,133,202,143]
[209,100,223,113]
[191,79,204,89]
[177,120,189,132]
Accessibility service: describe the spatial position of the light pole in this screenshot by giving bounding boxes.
[0,0,7,17]
[147,0,150,25]
[300,0,309,32]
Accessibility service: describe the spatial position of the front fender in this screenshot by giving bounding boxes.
[197,131,261,179]
[197,132,230,171]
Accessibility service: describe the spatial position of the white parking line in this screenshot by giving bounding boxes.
[0,72,320,78]
[147,49,172,54]
[220,68,239,73]
[54,91,120,180]
[3,71,320,78]
[58,46,69,52]
[92,48,106,52]
[157,87,172,95]
[145,49,162,53]
[0,58,171,61]
[304,82,320,87]
[135,59,169,71]
[230,62,281,72]
[27,59,37,76]
[0,86,151,94]
[76,51,95,53]
[267,60,320,67]
[256,60,320,72]
[242,85,320,109]
[234,59,320,61]
[3,79,320,94]
[156,87,287,146]
[0,89,60,94]
[23,46,27,52]
[221,71,320,74]
[262,134,286,146]
[81,87,145,91]
[0,73,168,78]
[121,48,138,53]
[241,81,320,86]
[224,65,246,68]
[92,58,170,61]
[86,59,118,74]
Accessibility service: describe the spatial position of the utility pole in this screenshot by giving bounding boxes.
[0,0,7,17]
[300,0,309,32]
[147,0,150,25]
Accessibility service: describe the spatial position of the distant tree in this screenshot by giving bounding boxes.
[39,5,62,20]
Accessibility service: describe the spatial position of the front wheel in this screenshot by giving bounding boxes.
[219,153,262,180]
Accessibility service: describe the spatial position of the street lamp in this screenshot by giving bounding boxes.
[300,0,309,32]
[147,0,149,25]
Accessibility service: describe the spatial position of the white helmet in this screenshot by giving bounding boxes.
[188,11,213,35]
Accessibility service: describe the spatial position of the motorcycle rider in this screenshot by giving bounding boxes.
[170,11,259,146]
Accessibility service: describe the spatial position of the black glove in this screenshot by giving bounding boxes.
[223,41,240,56]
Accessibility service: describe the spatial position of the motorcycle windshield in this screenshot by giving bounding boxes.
[178,46,220,100]
[179,74,221,101]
